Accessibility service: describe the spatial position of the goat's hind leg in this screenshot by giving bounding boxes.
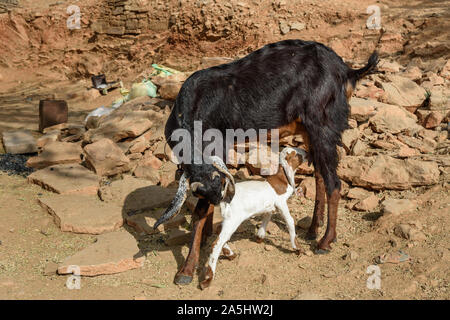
[306,171,326,240]
[256,212,272,243]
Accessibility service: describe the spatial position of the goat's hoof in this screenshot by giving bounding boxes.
[174,274,193,285]
[295,249,304,256]
[315,248,331,255]
[225,253,238,261]
[255,236,264,244]
[200,278,212,290]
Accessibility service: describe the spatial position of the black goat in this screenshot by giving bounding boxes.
[158,39,379,285]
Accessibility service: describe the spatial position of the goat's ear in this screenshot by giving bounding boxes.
[222,178,235,203]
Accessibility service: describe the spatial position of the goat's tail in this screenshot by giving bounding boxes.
[348,51,379,82]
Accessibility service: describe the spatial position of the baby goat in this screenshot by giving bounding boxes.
[200,147,308,289]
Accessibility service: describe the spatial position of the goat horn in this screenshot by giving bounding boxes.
[209,156,235,186]
[153,172,189,229]
[292,147,308,163]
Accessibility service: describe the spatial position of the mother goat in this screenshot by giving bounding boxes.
[156,39,378,285]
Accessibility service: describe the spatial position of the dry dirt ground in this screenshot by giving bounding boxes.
[0,0,449,300]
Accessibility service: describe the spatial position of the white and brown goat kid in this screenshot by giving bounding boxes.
[200,147,308,289]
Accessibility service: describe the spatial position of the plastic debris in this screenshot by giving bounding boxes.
[151,64,180,77]
[84,106,113,123]
[129,80,157,100]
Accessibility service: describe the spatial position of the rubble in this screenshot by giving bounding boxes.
[38,194,123,234]
[57,230,144,276]
[84,138,130,176]
[2,130,37,154]
[28,164,100,195]
[26,142,82,169]
[338,155,440,190]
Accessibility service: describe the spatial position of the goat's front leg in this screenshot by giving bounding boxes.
[200,220,239,289]
[174,199,214,285]
[306,171,326,240]
[316,188,339,254]
[202,210,214,246]
[278,203,304,255]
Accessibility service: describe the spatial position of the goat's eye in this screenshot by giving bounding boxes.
[211,171,220,180]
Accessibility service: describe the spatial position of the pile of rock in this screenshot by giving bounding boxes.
[92,0,150,35]
[0,0,18,14]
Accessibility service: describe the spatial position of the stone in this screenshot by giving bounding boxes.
[43,262,59,276]
[338,155,440,190]
[398,146,420,158]
[397,135,435,154]
[133,164,160,184]
[424,111,444,129]
[26,142,82,169]
[347,187,372,200]
[159,161,178,187]
[84,138,130,176]
[354,194,379,211]
[159,81,182,100]
[36,130,60,148]
[351,140,367,156]
[369,103,420,134]
[57,230,144,276]
[299,177,315,200]
[380,75,427,111]
[84,110,162,143]
[128,131,152,154]
[289,22,305,31]
[378,60,401,73]
[28,164,99,195]
[439,59,450,80]
[38,195,123,234]
[394,224,426,241]
[402,66,422,81]
[348,98,377,122]
[165,228,192,246]
[126,208,187,235]
[382,198,417,216]
[341,128,360,151]
[2,130,37,154]
[279,21,290,35]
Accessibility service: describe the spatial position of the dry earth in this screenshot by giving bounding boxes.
[0,0,449,300]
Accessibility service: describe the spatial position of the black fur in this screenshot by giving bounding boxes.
[165,39,378,198]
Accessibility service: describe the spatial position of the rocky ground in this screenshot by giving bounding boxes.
[0,0,449,300]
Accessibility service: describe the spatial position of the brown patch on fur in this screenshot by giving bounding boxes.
[221,247,237,260]
[266,164,289,195]
[285,149,302,170]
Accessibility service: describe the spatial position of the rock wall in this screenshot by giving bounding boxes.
[0,0,19,13]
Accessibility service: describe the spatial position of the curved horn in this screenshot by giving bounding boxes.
[153,172,189,229]
[209,156,235,186]
[292,147,308,163]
